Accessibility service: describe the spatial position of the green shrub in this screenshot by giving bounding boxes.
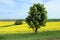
[15,19,22,25]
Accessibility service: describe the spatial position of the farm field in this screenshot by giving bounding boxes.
[0,21,60,40]
[0,21,60,34]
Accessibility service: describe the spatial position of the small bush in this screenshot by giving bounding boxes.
[15,19,23,25]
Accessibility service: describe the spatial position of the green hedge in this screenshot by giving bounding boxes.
[15,19,22,25]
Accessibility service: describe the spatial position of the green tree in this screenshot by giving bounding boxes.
[26,3,47,33]
[15,19,22,25]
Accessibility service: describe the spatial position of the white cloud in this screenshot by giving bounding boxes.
[18,0,43,3]
[0,0,15,14]
[18,0,27,1]
[0,0,60,19]
[45,0,60,19]
[29,0,40,3]
[0,0,14,6]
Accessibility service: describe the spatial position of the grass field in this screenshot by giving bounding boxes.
[0,21,60,40]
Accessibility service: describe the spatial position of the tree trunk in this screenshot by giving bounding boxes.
[35,27,38,33]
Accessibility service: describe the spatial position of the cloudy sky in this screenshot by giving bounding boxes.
[0,0,60,19]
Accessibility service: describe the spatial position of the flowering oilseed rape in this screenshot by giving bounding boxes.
[0,21,60,34]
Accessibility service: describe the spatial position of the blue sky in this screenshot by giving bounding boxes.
[0,0,60,19]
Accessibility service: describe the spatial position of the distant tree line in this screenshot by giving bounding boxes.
[0,19,60,22]
[47,19,60,22]
[0,19,25,21]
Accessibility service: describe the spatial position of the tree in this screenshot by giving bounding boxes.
[26,3,47,33]
[15,19,23,25]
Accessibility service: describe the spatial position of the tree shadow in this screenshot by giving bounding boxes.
[0,24,16,27]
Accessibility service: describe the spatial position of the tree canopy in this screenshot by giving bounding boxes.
[26,3,47,33]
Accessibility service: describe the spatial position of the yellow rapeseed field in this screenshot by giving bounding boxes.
[0,21,60,34]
